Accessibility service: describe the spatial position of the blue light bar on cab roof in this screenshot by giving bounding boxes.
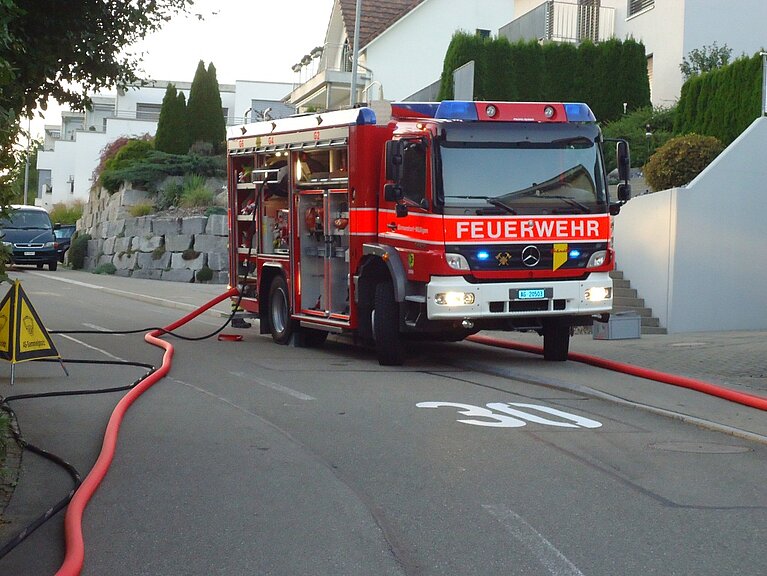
[356,108,377,125]
[564,103,596,122]
[435,101,479,120]
[391,102,440,118]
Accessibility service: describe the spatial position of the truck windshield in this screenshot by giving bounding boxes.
[439,134,607,214]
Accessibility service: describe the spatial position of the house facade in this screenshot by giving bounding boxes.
[36,80,293,209]
[289,0,765,112]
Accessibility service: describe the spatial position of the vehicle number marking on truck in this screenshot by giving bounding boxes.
[416,402,602,429]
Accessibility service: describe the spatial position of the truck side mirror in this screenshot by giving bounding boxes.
[616,140,631,183]
[384,183,403,202]
[617,182,631,203]
[385,140,404,181]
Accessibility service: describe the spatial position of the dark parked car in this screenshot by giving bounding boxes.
[54,224,76,262]
[0,205,59,271]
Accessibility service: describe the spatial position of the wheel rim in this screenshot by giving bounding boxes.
[272,288,288,334]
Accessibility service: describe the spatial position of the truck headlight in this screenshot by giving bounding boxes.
[445,253,470,271]
[435,292,475,306]
[585,287,611,302]
[45,241,56,248]
[2,241,12,248]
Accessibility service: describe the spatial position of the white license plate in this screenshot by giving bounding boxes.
[24,251,35,256]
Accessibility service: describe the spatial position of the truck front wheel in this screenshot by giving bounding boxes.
[373,281,405,366]
[543,321,570,361]
[268,275,295,345]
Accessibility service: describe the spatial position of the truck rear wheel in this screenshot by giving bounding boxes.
[268,275,295,345]
[373,281,404,366]
[543,321,570,361]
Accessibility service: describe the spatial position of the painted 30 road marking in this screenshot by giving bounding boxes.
[416,402,602,429]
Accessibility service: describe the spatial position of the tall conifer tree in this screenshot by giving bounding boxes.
[155,83,190,154]
[187,60,225,150]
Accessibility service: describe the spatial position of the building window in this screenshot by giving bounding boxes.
[476,29,491,38]
[136,103,162,121]
[628,0,654,17]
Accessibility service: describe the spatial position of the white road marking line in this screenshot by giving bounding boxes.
[58,334,127,362]
[169,377,265,419]
[483,505,586,576]
[83,322,124,335]
[229,371,316,401]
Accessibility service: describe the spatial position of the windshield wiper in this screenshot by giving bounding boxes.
[485,197,517,215]
[544,195,592,214]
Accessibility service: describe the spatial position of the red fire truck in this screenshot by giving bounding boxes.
[227,100,631,365]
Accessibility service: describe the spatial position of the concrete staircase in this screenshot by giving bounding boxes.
[611,270,667,334]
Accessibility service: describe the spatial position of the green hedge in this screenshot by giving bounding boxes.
[437,33,650,122]
[674,54,762,145]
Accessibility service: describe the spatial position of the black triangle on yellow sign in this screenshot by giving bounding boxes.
[0,280,64,384]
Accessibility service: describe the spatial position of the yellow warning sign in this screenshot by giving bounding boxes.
[0,280,60,365]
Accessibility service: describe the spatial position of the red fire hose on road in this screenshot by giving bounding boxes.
[55,287,238,576]
[466,334,767,412]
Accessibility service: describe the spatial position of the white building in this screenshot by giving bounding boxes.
[36,80,293,209]
[504,0,767,106]
[288,0,766,111]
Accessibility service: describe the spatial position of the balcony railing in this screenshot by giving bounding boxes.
[499,1,615,45]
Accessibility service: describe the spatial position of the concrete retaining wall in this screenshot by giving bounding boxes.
[77,182,229,284]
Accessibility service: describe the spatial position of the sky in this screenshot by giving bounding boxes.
[32,0,335,138]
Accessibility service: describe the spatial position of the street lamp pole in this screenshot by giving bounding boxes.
[23,117,31,205]
[349,0,362,107]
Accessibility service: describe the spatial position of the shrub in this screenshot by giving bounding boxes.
[98,137,154,192]
[129,202,154,217]
[93,262,117,275]
[180,174,214,207]
[205,206,227,217]
[151,245,166,260]
[156,181,183,210]
[195,266,214,283]
[69,233,91,270]
[643,134,724,191]
[49,200,85,225]
[602,105,676,171]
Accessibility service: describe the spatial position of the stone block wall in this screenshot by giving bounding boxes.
[77,182,229,284]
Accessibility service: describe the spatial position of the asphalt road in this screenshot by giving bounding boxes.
[1,270,765,575]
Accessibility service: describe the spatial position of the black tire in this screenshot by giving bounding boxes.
[543,321,570,361]
[268,275,295,345]
[373,281,404,366]
[48,260,58,271]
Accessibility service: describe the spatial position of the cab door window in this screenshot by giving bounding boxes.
[400,140,427,206]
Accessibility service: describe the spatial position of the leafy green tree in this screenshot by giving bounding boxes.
[155,84,190,154]
[0,0,193,279]
[680,42,733,80]
[187,61,226,150]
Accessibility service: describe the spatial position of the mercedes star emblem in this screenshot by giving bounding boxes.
[521,245,541,267]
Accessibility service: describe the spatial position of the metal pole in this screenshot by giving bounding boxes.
[761,52,767,116]
[349,0,362,107]
[23,117,31,205]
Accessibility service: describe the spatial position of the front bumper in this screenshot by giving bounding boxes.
[10,247,58,265]
[425,272,613,320]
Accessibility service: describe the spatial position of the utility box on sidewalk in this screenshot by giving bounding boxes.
[593,312,641,340]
